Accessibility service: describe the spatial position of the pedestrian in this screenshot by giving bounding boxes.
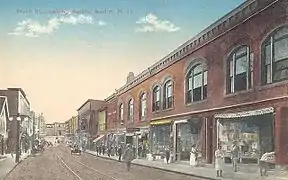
[122,144,134,171]
[96,144,99,156]
[259,151,275,177]
[102,144,105,155]
[231,143,240,172]
[118,145,122,161]
[108,146,111,157]
[190,144,198,166]
[215,145,224,177]
[165,147,170,164]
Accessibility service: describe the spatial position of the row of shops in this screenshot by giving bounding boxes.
[89,103,288,165]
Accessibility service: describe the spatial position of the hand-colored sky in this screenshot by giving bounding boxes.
[0,0,245,123]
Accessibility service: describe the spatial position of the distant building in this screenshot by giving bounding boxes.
[45,123,55,136]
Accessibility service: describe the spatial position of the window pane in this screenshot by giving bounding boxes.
[203,71,207,85]
[167,85,172,97]
[264,44,271,65]
[274,59,288,71]
[266,65,272,84]
[193,87,201,102]
[193,73,203,88]
[203,85,207,99]
[187,90,192,104]
[274,69,288,81]
[273,59,288,81]
[235,55,248,75]
[235,46,247,58]
[156,90,160,101]
[188,76,193,90]
[193,65,203,74]
[229,60,234,77]
[274,38,288,61]
[234,73,247,91]
[142,99,146,117]
[274,27,288,40]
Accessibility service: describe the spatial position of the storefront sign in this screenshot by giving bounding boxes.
[214,107,274,119]
[174,119,188,124]
[126,127,140,132]
[150,119,172,125]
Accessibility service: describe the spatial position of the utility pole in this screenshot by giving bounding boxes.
[15,117,20,163]
[31,112,36,155]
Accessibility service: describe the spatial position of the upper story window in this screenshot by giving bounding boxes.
[163,80,173,109]
[139,93,147,120]
[186,63,207,103]
[227,46,252,93]
[118,103,124,121]
[152,86,161,111]
[127,99,134,121]
[262,26,288,85]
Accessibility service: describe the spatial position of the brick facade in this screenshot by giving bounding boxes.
[101,0,288,164]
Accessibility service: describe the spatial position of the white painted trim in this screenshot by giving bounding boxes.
[0,96,10,119]
[214,107,274,118]
[151,95,287,121]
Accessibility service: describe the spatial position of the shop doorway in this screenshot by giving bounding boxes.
[175,119,203,161]
[217,113,274,164]
[126,135,133,145]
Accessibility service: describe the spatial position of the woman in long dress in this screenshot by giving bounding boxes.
[215,145,224,177]
[190,145,198,166]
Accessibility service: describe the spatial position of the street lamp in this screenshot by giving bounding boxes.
[9,115,21,163]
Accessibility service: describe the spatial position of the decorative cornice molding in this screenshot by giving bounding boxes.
[112,0,261,96]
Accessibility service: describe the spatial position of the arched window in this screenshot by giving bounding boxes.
[227,46,252,93]
[139,93,147,120]
[118,103,124,121]
[128,99,134,121]
[152,86,161,111]
[186,64,207,103]
[163,80,173,109]
[262,26,288,84]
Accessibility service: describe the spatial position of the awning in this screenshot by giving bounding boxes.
[214,107,274,119]
[150,119,172,125]
[93,134,105,143]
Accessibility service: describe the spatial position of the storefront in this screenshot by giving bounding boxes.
[173,117,204,162]
[215,107,275,164]
[125,127,150,159]
[149,119,172,158]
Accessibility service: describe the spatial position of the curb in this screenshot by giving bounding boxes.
[85,151,218,180]
[2,155,30,180]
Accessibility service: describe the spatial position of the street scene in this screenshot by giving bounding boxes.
[4,144,204,180]
[1,0,288,179]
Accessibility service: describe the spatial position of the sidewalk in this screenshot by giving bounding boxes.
[0,153,30,180]
[86,150,288,180]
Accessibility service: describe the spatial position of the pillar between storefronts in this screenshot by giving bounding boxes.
[275,106,288,166]
[212,116,217,166]
[205,116,213,164]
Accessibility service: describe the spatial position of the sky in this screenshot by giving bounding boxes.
[0,0,245,123]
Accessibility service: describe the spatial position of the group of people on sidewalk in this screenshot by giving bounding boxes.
[95,143,135,171]
[214,144,275,178]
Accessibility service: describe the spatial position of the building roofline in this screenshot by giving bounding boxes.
[76,99,97,111]
[110,0,261,96]
[7,88,30,105]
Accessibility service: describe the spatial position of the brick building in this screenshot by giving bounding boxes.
[101,0,288,165]
[77,99,105,147]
